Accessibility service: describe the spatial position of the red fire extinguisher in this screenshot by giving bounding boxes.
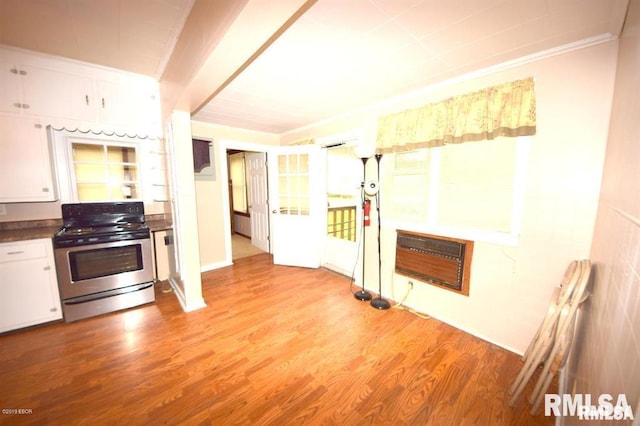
[363,199,371,227]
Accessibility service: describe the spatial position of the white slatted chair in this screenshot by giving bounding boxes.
[529,259,592,414]
[508,260,583,406]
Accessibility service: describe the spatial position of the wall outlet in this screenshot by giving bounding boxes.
[0,204,6,216]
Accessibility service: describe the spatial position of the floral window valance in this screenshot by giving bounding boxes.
[376,77,536,153]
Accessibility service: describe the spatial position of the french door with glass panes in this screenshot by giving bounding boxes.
[269,145,322,268]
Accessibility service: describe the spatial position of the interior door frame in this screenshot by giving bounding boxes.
[218,139,271,264]
[317,131,363,276]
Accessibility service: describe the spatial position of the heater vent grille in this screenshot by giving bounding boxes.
[395,230,473,296]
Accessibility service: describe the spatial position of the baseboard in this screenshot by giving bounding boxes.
[201,260,233,272]
[168,276,207,312]
[398,298,524,356]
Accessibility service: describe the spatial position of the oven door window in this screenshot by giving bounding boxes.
[69,244,143,282]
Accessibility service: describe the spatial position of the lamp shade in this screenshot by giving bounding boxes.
[354,143,375,159]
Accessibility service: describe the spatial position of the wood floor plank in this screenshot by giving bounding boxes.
[0,253,553,425]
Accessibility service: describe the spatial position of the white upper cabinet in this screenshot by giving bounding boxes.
[1,60,94,121]
[0,46,161,133]
[21,65,94,121]
[0,60,22,114]
[0,46,163,203]
[0,116,57,202]
[96,78,160,130]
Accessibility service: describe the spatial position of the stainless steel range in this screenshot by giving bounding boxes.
[53,202,155,322]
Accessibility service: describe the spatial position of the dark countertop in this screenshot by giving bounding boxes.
[0,225,62,243]
[147,219,173,233]
[0,219,62,244]
[0,215,172,244]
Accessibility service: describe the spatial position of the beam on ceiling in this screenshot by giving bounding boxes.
[160,0,317,122]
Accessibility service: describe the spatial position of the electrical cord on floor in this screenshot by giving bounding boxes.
[397,304,431,320]
[347,212,428,320]
[349,215,366,296]
[390,274,431,320]
[391,277,410,308]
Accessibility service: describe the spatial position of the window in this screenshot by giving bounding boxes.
[229,152,248,213]
[49,130,166,205]
[382,136,530,243]
[438,138,519,232]
[383,149,431,220]
[71,142,140,201]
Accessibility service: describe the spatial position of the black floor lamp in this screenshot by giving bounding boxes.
[370,153,390,310]
[353,152,372,301]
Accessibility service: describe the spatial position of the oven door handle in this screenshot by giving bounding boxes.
[64,283,154,305]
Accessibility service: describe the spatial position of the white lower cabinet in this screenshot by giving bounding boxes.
[0,238,62,333]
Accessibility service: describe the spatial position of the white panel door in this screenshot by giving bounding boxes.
[246,152,270,253]
[269,145,322,268]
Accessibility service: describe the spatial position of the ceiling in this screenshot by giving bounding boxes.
[0,0,194,78]
[0,0,630,135]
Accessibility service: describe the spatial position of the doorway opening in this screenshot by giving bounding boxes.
[226,149,270,260]
[322,142,361,277]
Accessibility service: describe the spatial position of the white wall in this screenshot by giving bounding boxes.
[282,41,618,353]
[167,110,205,311]
[190,121,278,270]
[566,0,640,420]
[391,42,617,353]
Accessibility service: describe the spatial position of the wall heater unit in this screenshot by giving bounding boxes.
[395,230,473,296]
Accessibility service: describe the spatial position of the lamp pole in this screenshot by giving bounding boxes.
[371,153,390,310]
[354,156,372,301]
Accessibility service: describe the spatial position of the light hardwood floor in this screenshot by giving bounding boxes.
[0,253,553,424]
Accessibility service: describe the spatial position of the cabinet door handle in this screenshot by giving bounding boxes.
[101,97,105,108]
[21,103,29,109]
[7,251,24,255]
[44,266,51,271]
[42,187,49,192]
[10,68,18,74]
[19,70,27,75]
[13,102,21,108]
[85,94,89,106]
